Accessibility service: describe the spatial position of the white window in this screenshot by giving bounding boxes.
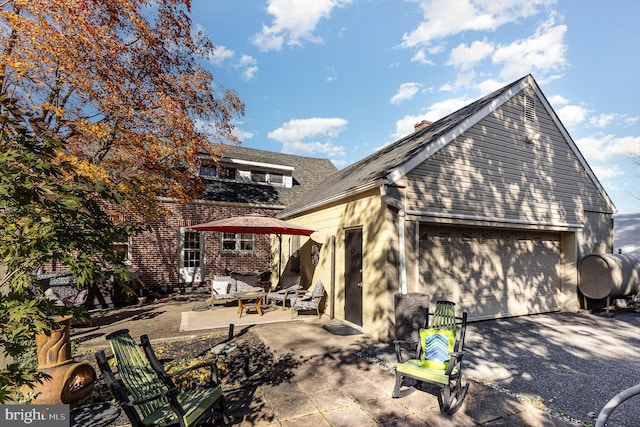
[113,233,131,265]
[269,173,284,185]
[251,170,267,183]
[199,165,217,177]
[178,228,204,283]
[222,233,255,252]
[199,164,236,180]
[250,170,287,186]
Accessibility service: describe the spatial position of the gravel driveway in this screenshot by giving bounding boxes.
[465,311,640,426]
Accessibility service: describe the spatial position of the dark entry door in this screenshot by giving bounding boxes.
[345,227,363,326]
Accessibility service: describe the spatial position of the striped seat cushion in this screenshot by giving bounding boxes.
[419,328,455,370]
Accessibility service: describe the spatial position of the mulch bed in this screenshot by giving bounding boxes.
[76,327,302,426]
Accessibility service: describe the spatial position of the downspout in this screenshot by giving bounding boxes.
[330,235,336,320]
[381,185,407,294]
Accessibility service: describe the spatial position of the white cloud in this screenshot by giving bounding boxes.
[392,114,433,140]
[193,23,235,66]
[547,94,569,107]
[576,134,640,162]
[591,164,624,181]
[206,44,235,66]
[556,104,590,128]
[203,42,257,80]
[252,0,352,52]
[448,39,494,71]
[281,140,346,157]
[492,19,568,81]
[232,125,254,142]
[590,113,617,129]
[391,82,424,104]
[325,66,338,82]
[238,55,256,67]
[425,96,474,120]
[268,117,348,156]
[441,71,476,91]
[411,49,434,65]
[391,96,472,139]
[401,0,554,48]
[237,55,259,80]
[242,66,259,80]
[475,78,507,94]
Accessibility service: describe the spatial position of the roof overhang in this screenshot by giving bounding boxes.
[407,209,584,232]
[277,180,384,219]
[220,158,295,172]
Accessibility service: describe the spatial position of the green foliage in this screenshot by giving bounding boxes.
[0,94,138,401]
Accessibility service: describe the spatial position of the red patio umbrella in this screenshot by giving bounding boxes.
[189,215,315,276]
[190,214,315,236]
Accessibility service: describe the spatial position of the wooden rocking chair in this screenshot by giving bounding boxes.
[392,300,469,415]
[95,329,229,427]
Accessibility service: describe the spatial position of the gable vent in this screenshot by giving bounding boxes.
[524,93,536,123]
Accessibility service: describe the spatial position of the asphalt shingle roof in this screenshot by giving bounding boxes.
[199,144,337,207]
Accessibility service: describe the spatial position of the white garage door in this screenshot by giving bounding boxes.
[419,226,562,321]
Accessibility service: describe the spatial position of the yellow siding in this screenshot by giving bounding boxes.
[279,189,394,339]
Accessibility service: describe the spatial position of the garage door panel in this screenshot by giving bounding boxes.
[419,226,561,320]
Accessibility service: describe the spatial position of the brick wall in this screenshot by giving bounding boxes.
[130,202,279,291]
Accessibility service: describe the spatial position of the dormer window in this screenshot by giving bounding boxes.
[251,170,267,183]
[219,166,236,180]
[250,170,285,186]
[199,156,294,188]
[199,165,217,177]
[269,173,284,185]
[198,164,236,180]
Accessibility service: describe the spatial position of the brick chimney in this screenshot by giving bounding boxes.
[414,120,432,132]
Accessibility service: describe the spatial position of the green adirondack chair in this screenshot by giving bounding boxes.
[392,300,469,415]
[95,329,229,427]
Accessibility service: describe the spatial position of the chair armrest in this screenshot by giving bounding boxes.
[282,286,304,298]
[393,339,419,362]
[291,290,311,303]
[168,360,220,385]
[444,351,465,375]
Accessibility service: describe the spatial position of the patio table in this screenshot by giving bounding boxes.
[235,291,266,317]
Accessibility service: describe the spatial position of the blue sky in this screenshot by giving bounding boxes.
[192,0,640,213]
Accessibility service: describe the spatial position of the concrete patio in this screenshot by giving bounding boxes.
[71,293,640,426]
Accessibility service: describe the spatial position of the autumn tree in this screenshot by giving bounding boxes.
[0,94,137,401]
[0,0,244,220]
[0,1,243,401]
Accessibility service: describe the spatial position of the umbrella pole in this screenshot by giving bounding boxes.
[277,234,283,278]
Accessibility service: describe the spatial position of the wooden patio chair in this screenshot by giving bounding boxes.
[291,281,325,318]
[95,329,229,427]
[392,300,469,415]
[266,275,303,308]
